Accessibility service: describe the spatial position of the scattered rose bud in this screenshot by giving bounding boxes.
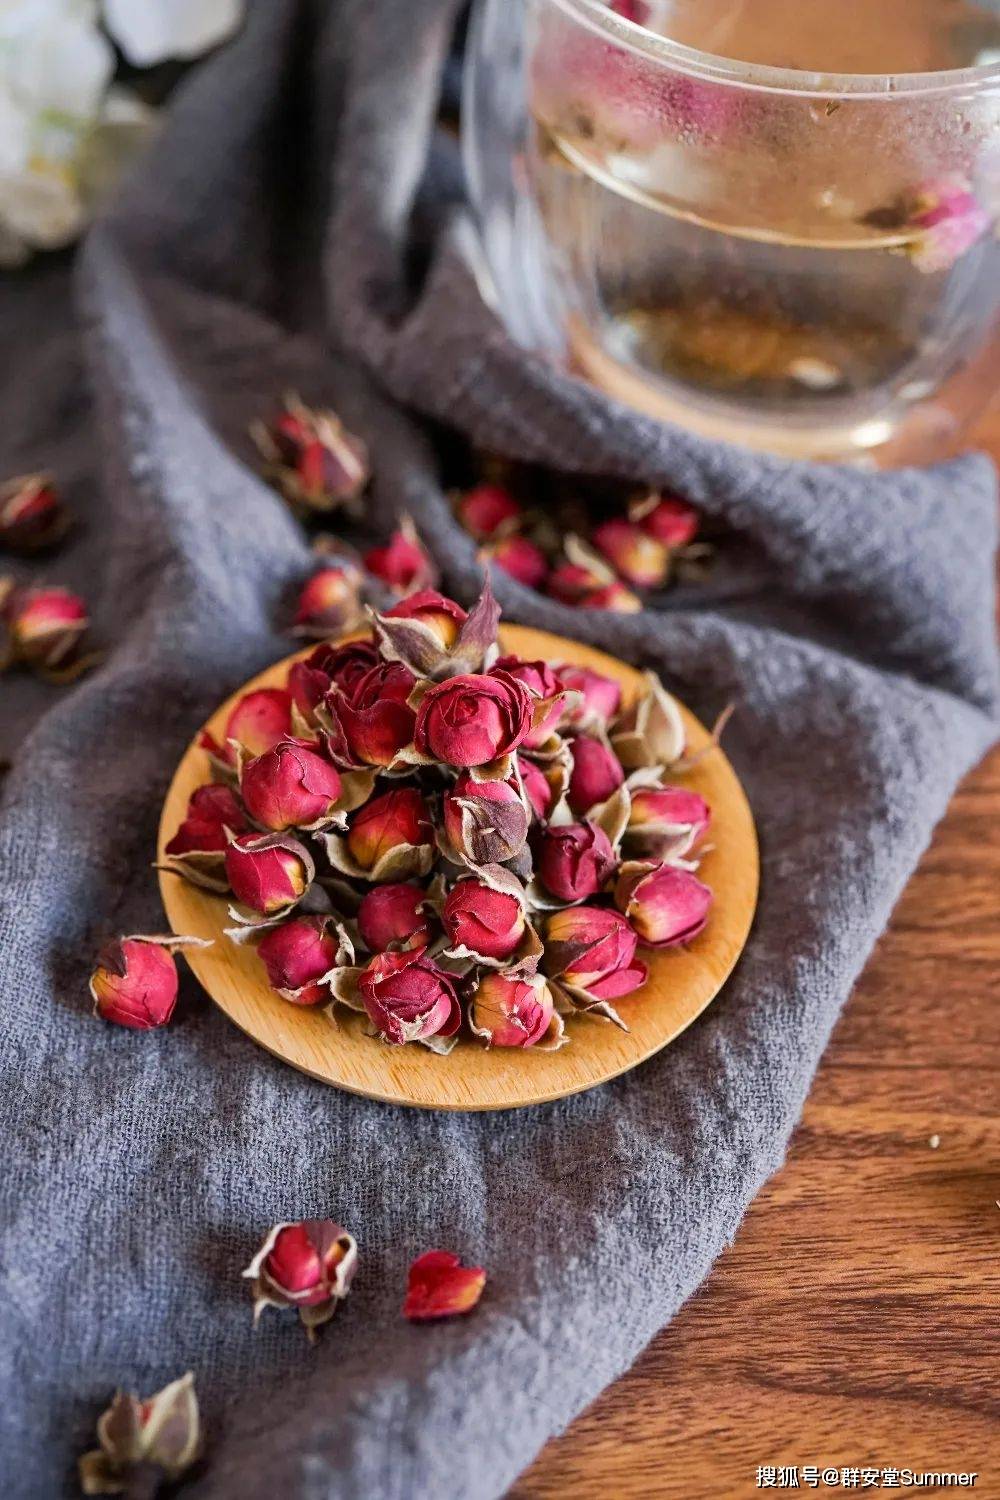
[165,784,247,855]
[293,565,364,639]
[577,581,643,613]
[240,739,343,831]
[357,882,431,953]
[536,820,617,903]
[403,1249,486,1321]
[469,972,564,1049]
[253,394,369,514]
[333,660,417,766]
[383,589,468,649]
[243,1220,357,1341]
[78,1372,200,1497]
[443,876,526,961]
[567,734,624,814]
[346,787,434,873]
[456,482,522,539]
[225,832,313,914]
[615,862,713,947]
[90,934,210,1030]
[360,947,462,1046]
[626,785,711,858]
[493,655,565,748]
[202,687,293,764]
[483,534,549,590]
[414,671,532,767]
[547,560,606,606]
[0,473,68,553]
[1,582,90,676]
[545,906,647,1000]
[556,664,622,728]
[256,916,345,1004]
[593,518,670,589]
[633,492,700,548]
[364,517,435,595]
[517,755,554,822]
[442,770,529,864]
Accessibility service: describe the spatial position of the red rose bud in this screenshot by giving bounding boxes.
[567,735,624,814]
[442,770,529,864]
[357,882,431,953]
[635,493,699,548]
[256,916,344,1004]
[403,1249,486,1322]
[254,395,369,514]
[593,518,670,589]
[364,519,435,595]
[556,665,622,727]
[318,637,381,694]
[166,784,247,855]
[517,755,554,822]
[384,589,467,649]
[0,473,68,552]
[78,1373,200,1496]
[484,534,549,590]
[225,833,312,914]
[469,972,562,1049]
[547,560,605,605]
[493,655,565,748]
[627,785,711,858]
[335,661,417,766]
[360,948,462,1046]
[202,687,293,764]
[578,581,643,613]
[347,787,433,872]
[615,862,713,947]
[90,934,210,1030]
[545,906,646,1000]
[3,584,88,672]
[414,671,532,767]
[243,1219,357,1341]
[293,566,363,639]
[240,739,342,830]
[456,482,522,540]
[443,876,526,961]
[537,820,617,902]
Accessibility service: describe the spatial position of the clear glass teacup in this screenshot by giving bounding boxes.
[463,0,1000,465]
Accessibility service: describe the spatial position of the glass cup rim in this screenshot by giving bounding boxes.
[550,0,1000,99]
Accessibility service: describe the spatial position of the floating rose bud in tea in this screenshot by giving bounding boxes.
[360,948,462,1046]
[403,1249,486,1322]
[293,565,363,639]
[253,394,369,514]
[0,473,68,553]
[484,533,549,590]
[243,1219,358,1341]
[225,833,313,914]
[469,972,563,1049]
[567,734,624,814]
[615,862,713,947]
[90,934,211,1030]
[456,482,522,539]
[256,917,344,1005]
[442,770,529,865]
[334,661,417,766]
[357,882,431,953]
[78,1372,200,1496]
[240,739,343,831]
[593,518,670,589]
[443,876,526,961]
[536,820,616,902]
[347,787,434,873]
[414,671,532,767]
[545,906,646,1000]
[364,519,435,595]
[383,589,468,649]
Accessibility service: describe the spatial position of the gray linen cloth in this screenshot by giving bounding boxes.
[1,2,998,1496]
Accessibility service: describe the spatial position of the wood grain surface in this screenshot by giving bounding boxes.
[157,625,758,1111]
[512,414,1000,1496]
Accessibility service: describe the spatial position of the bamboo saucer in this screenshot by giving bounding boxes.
[157,625,759,1111]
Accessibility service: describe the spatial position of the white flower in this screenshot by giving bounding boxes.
[102,0,244,67]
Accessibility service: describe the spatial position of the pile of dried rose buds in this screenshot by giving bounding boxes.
[160,578,715,1052]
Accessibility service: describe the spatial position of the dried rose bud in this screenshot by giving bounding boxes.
[556,664,622,728]
[493,655,565,748]
[567,734,624,814]
[414,671,532,767]
[364,519,435,596]
[360,947,462,1046]
[90,934,210,1030]
[256,916,344,1005]
[383,589,468,649]
[202,687,293,764]
[318,637,381,694]
[547,560,605,606]
[578,581,643,613]
[2,583,89,673]
[225,833,312,914]
[545,906,646,1000]
[593,518,670,589]
[357,882,431,953]
[615,862,713,947]
[334,661,417,766]
[627,785,711,858]
[484,534,549,590]
[469,971,564,1049]
[243,1219,357,1341]
[517,755,554,822]
[536,820,617,903]
[78,1372,200,1496]
[403,1249,486,1321]
[293,566,363,639]
[443,876,526,961]
[166,784,247,855]
[456,482,522,540]
[254,394,369,514]
[442,770,529,864]
[0,473,68,553]
[346,787,433,873]
[634,492,699,548]
[240,738,342,831]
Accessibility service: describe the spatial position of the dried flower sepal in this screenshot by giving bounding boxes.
[403,1250,486,1322]
[78,1372,200,1496]
[243,1220,358,1342]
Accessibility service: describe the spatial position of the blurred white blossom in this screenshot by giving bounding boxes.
[102,0,243,67]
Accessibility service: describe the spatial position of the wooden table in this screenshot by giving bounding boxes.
[515,414,1000,1499]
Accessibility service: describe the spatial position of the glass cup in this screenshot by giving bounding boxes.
[463,0,1000,464]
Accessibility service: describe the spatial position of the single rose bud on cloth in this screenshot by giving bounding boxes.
[0,473,68,552]
[359,948,462,1047]
[414,671,533,767]
[403,1250,487,1322]
[545,906,647,1000]
[293,565,364,639]
[443,877,526,961]
[592,518,670,589]
[225,833,313,914]
[615,862,713,947]
[90,935,211,1030]
[483,534,549,590]
[536,820,617,903]
[442,770,529,865]
[78,1372,200,1497]
[633,492,700,548]
[456,482,522,540]
[239,739,342,830]
[364,518,435,595]
[243,1219,358,1342]
[1,582,90,675]
[469,972,564,1049]
[253,394,369,514]
[256,917,344,1005]
[357,882,431,953]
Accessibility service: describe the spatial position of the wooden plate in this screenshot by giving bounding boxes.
[157,626,759,1111]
